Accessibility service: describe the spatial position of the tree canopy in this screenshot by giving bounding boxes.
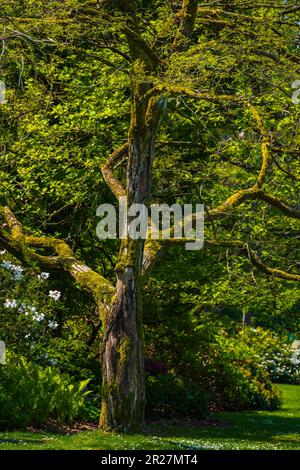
[0,0,299,432]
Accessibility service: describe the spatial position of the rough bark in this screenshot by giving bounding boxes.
[99,66,165,430]
[1,1,299,436]
[99,255,145,432]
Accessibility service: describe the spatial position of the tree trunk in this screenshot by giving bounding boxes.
[99,260,145,432]
[99,71,164,431]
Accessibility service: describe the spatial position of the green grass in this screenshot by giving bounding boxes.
[0,384,299,450]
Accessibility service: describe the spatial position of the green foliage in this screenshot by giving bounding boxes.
[0,353,91,428]
[146,374,208,419]
[195,329,283,411]
[0,385,297,451]
[0,0,299,429]
[239,327,300,385]
[80,395,101,423]
[0,251,100,384]
[145,314,282,412]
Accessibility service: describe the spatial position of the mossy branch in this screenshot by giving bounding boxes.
[207,240,300,282]
[144,84,240,103]
[102,143,128,199]
[142,187,300,278]
[0,206,24,241]
[122,26,161,67]
[208,189,300,220]
[0,206,114,321]
[255,191,300,219]
[173,0,199,49]
[247,104,272,188]
[206,104,299,220]
[161,238,300,282]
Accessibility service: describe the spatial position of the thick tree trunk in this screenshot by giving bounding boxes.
[99,261,145,432]
[99,65,164,431]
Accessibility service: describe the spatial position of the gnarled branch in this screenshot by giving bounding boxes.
[174,0,199,49]
[101,143,128,199]
[206,239,300,282]
[247,104,272,188]
[0,206,114,321]
[144,83,241,103]
[151,237,300,282]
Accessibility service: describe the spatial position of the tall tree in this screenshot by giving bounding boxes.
[0,0,299,431]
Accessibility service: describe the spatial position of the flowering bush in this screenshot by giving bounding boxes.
[0,250,100,385]
[239,327,300,384]
[191,326,283,411]
[0,251,290,423]
[0,251,61,339]
[145,321,282,414]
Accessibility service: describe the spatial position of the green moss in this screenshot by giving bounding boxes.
[117,336,132,368]
[115,239,142,273]
[101,380,119,398]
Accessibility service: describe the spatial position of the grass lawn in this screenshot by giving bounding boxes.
[0,384,299,450]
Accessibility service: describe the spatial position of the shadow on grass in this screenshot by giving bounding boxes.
[0,438,45,445]
[148,412,300,445]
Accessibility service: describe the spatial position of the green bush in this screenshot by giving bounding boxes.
[238,327,300,385]
[80,394,101,423]
[145,320,282,413]
[0,354,91,428]
[146,374,208,419]
[189,326,282,411]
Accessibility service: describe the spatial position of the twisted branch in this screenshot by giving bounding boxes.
[150,238,300,282]
[101,143,128,199]
[0,206,114,320]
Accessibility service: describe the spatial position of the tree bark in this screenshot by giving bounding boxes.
[99,251,145,432]
[99,73,163,431]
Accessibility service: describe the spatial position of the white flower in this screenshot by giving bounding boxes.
[2,261,12,269]
[49,358,57,365]
[0,250,6,255]
[49,290,61,301]
[48,320,59,329]
[13,270,23,281]
[1,260,24,280]
[38,272,50,280]
[33,313,45,322]
[291,351,300,365]
[4,299,17,308]
[27,305,37,313]
[18,303,28,314]
[25,333,31,339]
[17,302,43,318]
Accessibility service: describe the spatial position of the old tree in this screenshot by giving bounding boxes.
[0,1,300,431]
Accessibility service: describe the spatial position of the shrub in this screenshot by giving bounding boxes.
[145,374,208,419]
[239,327,300,385]
[190,327,283,411]
[145,321,282,413]
[0,353,91,428]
